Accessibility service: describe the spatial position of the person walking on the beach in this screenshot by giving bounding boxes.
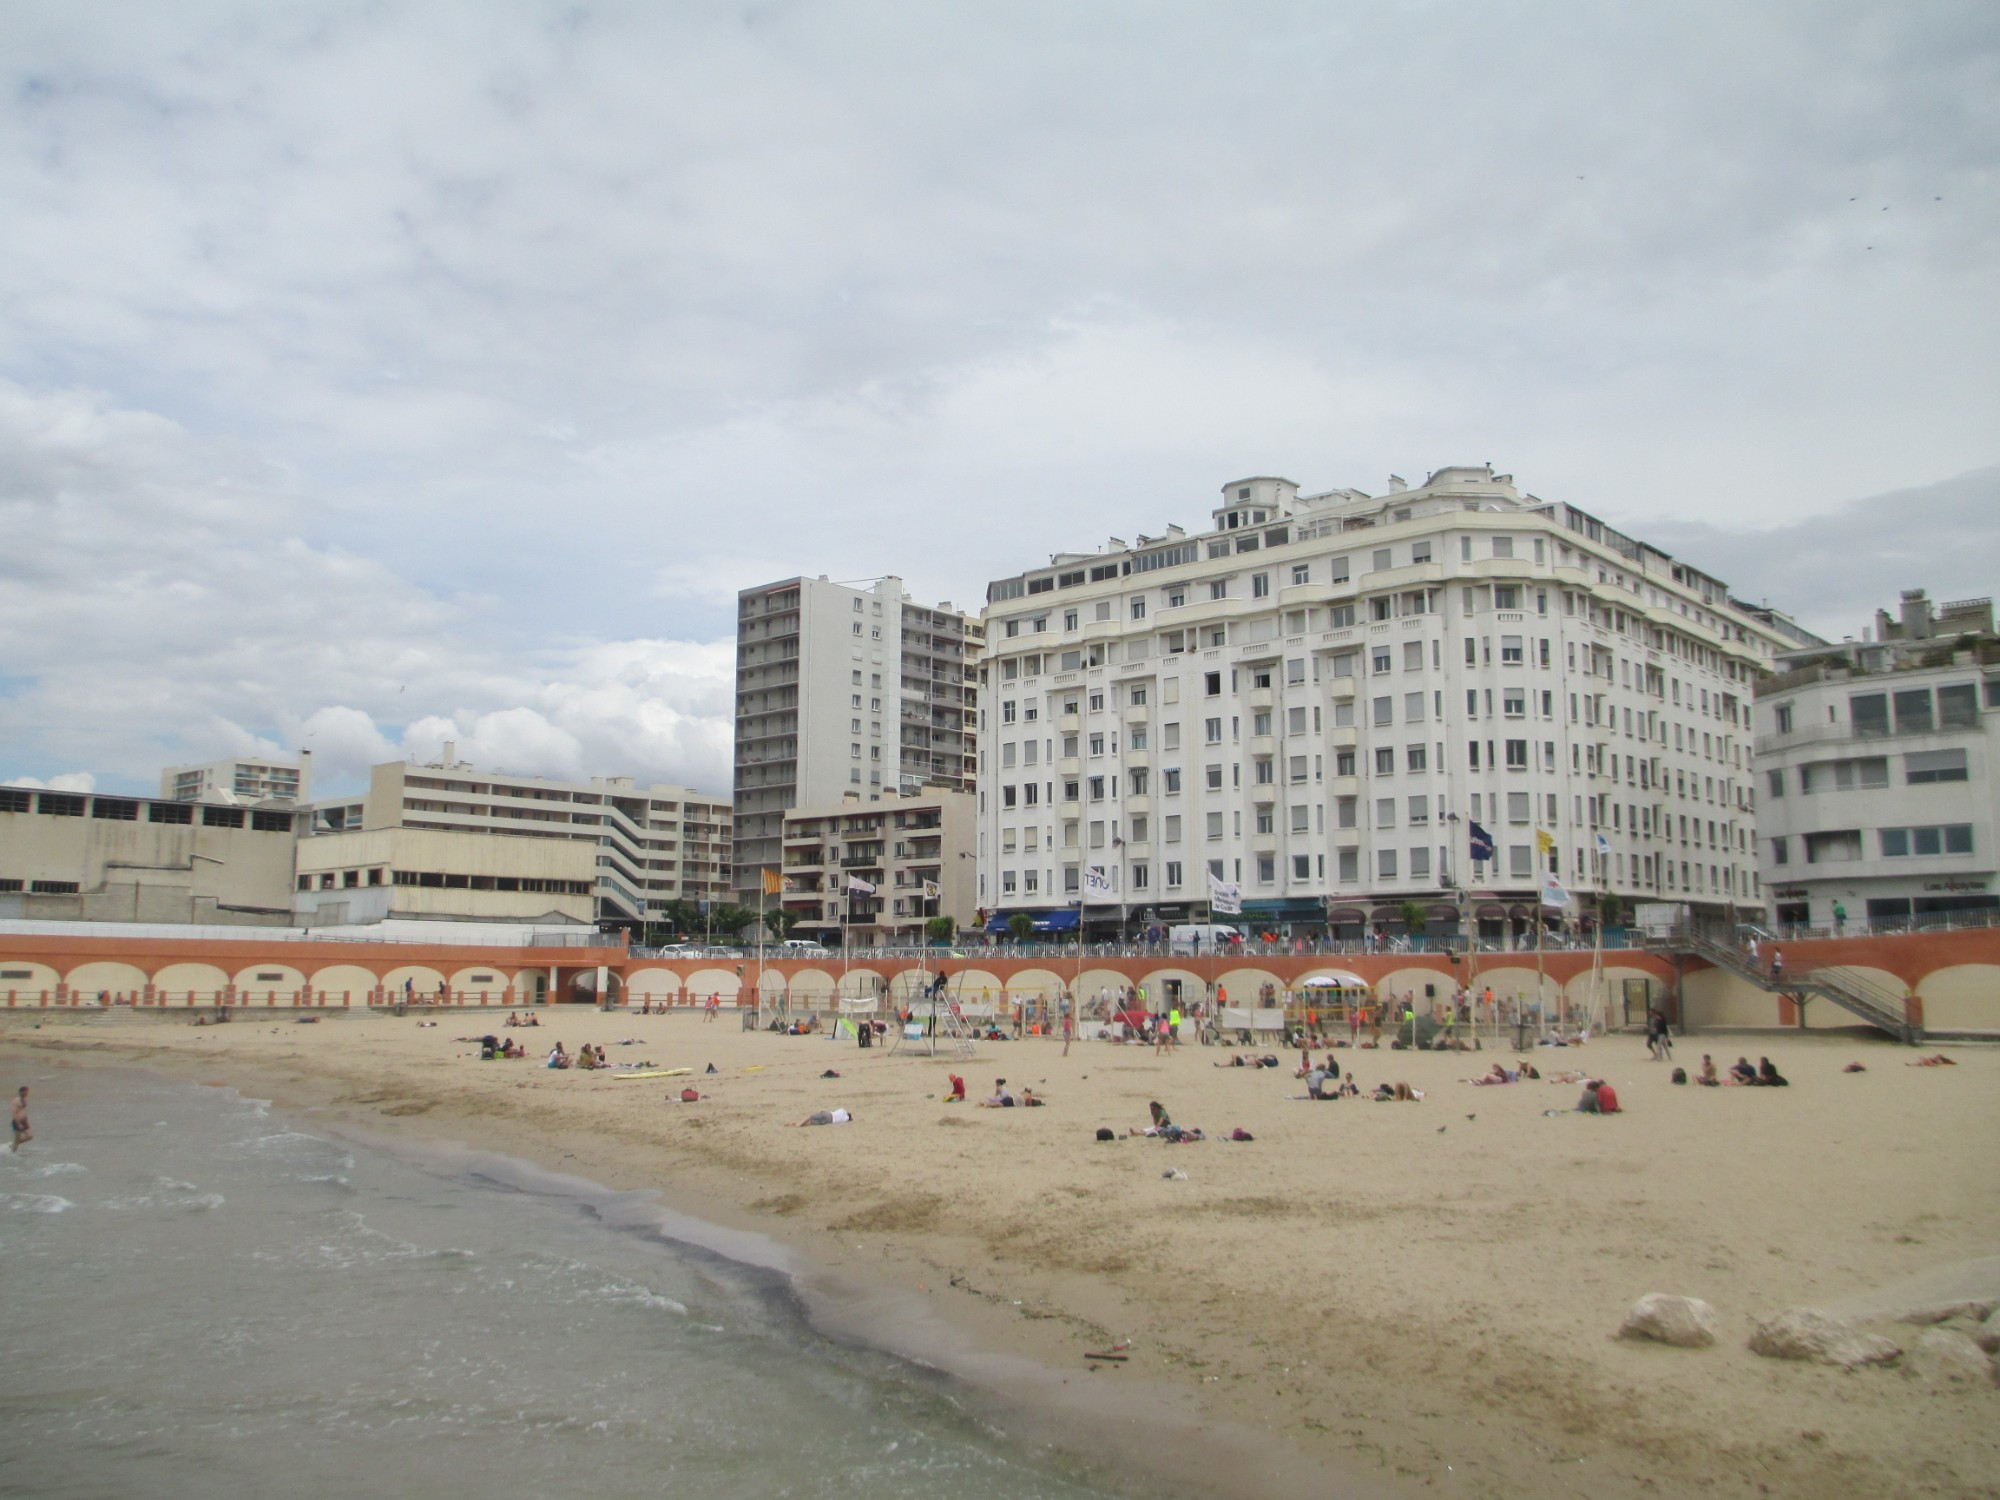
[10,1086,30,1152]
[703,993,719,1022]
[1061,1008,1073,1057]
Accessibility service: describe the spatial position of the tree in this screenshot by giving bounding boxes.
[763,907,802,939]
[925,914,956,946]
[1398,900,1428,935]
[655,900,705,940]
[707,903,760,938]
[1597,893,1627,930]
[1007,912,1034,942]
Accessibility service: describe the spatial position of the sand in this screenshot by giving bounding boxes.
[5,1008,1996,1499]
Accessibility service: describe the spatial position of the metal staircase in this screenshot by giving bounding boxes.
[1666,931,1922,1045]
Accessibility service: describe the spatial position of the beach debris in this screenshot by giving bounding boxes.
[1748,1308,1901,1369]
[1617,1293,1719,1348]
[1161,1168,1187,1181]
[820,1069,841,1078]
[1902,1329,1997,1388]
[1084,1351,1129,1362]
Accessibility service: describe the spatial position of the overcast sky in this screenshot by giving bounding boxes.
[3,1,1995,798]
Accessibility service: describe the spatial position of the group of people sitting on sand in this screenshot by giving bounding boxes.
[502,1011,540,1028]
[1675,1054,1787,1087]
[473,1034,527,1059]
[768,1016,822,1035]
[541,1041,613,1070]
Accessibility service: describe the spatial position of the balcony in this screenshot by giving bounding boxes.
[1329,726,1357,749]
[1059,756,1082,776]
[1125,794,1151,815]
[1249,687,1274,710]
[1124,748,1149,768]
[1250,783,1277,804]
[1331,775,1360,798]
[1248,735,1274,757]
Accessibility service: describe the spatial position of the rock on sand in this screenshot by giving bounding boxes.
[1618,1293,1719,1348]
[1902,1329,1998,1389]
[1748,1308,1901,1369]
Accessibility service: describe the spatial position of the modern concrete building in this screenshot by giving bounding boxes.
[1755,589,2000,931]
[775,786,977,946]
[301,747,732,929]
[977,466,1791,942]
[160,753,311,805]
[733,575,981,905]
[0,786,298,924]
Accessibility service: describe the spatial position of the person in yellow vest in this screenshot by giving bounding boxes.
[1168,1005,1182,1045]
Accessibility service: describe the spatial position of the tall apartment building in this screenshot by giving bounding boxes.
[301,748,732,928]
[733,575,981,905]
[1755,589,2000,930]
[978,466,1789,941]
[161,753,310,805]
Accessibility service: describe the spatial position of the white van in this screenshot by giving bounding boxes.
[1168,923,1241,955]
[778,938,824,953]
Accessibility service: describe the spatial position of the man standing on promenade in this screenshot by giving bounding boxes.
[10,1086,29,1152]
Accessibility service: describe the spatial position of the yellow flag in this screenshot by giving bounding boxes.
[1534,828,1554,855]
[761,868,783,895]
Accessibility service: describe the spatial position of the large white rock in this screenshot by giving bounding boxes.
[1903,1329,1998,1388]
[1748,1308,1901,1369]
[1618,1293,1719,1348]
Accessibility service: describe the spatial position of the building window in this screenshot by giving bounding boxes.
[1505,739,1528,769]
[1770,838,1788,866]
[1907,749,1969,784]
[1377,848,1398,879]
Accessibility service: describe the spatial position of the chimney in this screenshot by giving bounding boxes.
[1900,589,1931,641]
[442,739,457,767]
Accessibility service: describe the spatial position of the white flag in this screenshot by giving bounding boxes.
[1208,872,1242,915]
[1083,866,1113,899]
[846,875,877,895]
[1539,872,1571,908]
[1594,833,1611,860]
[922,879,940,900]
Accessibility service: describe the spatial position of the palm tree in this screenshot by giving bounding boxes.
[1398,900,1428,947]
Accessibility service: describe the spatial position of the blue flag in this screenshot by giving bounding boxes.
[1468,820,1495,863]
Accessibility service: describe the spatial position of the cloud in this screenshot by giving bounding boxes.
[0,6,1995,795]
[2,772,96,793]
[1629,466,2000,641]
[0,380,735,795]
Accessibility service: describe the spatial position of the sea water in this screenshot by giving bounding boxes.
[0,1068,1144,1500]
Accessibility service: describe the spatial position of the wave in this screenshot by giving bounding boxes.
[0,1192,74,1213]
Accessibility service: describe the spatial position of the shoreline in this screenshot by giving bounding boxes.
[5,1010,1996,1498]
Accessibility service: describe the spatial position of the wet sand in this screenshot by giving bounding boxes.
[5,1008,1996,1498]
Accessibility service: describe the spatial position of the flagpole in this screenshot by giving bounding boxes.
[757,868,767,1028]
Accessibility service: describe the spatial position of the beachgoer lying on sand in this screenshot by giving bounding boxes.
[792,1109,852,1126]
[1544,1069,1587,1086]
[503,1039,524,1058]
[1020,1088,1044,1107]
[1468,1063,1519,1086]
[546,1043,571,1069]
[1127,1100,1172,1136]
[944,1074,966,1102]
[1372,1082,1420,1102]
[1757,1057,1788,1087]
[1726,1057,1757,1086]
[1909,1053,1957,1067]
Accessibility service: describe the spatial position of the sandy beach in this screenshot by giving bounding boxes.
[5,1008,1995,1498]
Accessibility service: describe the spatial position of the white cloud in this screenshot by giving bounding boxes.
[0,5,1995,794]
[2,772,96,793]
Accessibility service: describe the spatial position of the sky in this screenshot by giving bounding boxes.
[2,0,1996,799]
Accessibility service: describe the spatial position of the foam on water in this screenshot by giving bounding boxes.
[0,1069,1162,1500]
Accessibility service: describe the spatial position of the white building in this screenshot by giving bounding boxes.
[977,467,1788,942]
[161,753,310,805]
[1755,590,2000,931]
[301,747,731,929]
[733,575,981,906]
